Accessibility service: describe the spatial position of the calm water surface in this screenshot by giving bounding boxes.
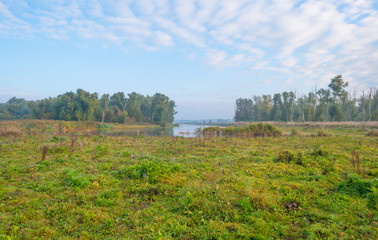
[100,124,213,137]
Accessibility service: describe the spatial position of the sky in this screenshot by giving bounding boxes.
[1,0,378,120]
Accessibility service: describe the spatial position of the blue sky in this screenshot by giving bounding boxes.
[1,0,378,120]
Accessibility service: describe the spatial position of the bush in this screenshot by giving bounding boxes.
[336,175,373,198]
[276,150,306,165]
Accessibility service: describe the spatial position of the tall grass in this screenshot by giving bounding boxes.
[201,123,282,137]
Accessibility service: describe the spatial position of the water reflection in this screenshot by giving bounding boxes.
[97,124,213,137]
[173,124,213,137]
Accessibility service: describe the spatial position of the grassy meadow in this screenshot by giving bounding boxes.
[0,120,377,239]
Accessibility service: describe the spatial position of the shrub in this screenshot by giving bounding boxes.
[336,175,373,198]
[277,150,306,165]
[202,126,222,137]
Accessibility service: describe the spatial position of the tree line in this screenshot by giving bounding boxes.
[235,75,377,122]
[0,89,176,126]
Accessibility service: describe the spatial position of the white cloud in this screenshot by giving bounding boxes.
[0,1,31,35]
[154,30,174,47]
[205,49,227,66]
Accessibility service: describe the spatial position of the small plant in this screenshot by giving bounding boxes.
[122,150,131,157]
[49,136,66,143]
[350,150,361,174]
[317,128,329,137]
[62,169,91,188]
[290,129,301,137]
[283,200,301,211]
[42,145,49,161]
[70,135,78,152]
[311,143,329,157]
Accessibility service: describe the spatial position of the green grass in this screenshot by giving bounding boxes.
[0,120,377,239]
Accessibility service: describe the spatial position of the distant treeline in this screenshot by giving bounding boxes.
[0,89,176,126]
[235,75,377,122]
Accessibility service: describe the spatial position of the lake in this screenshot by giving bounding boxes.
[99,124,214,137]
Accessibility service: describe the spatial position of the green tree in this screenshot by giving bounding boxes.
[126,92,143,122]
[235,98,254,122]
[315,89,331,121]
[328,75,348,103]
[270,93,282,121]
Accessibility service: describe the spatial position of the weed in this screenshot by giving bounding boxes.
[350,150,361,174]
[42,145,49,161]
[49,136,66,143]
[62,169,91,188]
[70,135,78,152]
[121,150,131,157]
[283,200,301,211]
[290,129,301,137]
[317,128,329,137]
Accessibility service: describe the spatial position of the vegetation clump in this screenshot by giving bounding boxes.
[311,144,329,157]
[115,160,180,184]
[336,175,374,198]
[366,129,378,137]
[62,169,92,188]
[202,123,282,137]
[290,128,301,136]
[317,128,329,137]
[276,150,306,165]
[283,200,301,211]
